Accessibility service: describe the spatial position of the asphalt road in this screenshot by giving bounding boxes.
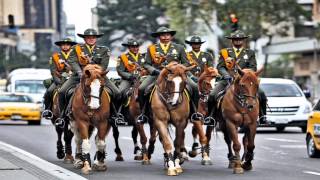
[0,120,319,180]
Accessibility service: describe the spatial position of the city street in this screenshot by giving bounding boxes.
[0,121,319,180]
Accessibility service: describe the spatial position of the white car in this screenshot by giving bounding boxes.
[259,78,312,132]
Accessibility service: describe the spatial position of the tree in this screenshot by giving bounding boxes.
[265,54,294,78]
[94,0,165,48]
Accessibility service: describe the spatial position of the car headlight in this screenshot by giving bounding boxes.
[303,104,311,114]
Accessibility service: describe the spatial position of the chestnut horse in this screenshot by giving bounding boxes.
[70,64,111,175]
[219,68,263,174]
[189,67,219,165]
[151,62,194,176]
[51,90,74,164]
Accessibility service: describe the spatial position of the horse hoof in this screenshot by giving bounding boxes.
[115,156,124,161]
[92,162,107,171]
[167,168,177,176]
[201,159,213,166]
[63,155,74,164]
[134,155,143,161]
[73,159,84,169]
[57,152,65,159]
[233,167,244,174]
[188,150,197,158]
[176,167,183,174]
[142,160,151,165]
[181,152,189,162]
[81,162,92,175]
[241,162,253,171]
[228,161,235,169]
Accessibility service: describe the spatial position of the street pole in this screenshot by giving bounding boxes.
[263,35,272,77]
[311,39,319,102]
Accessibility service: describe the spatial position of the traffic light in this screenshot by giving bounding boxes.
[230,13,238,32]
[8,14,15,29]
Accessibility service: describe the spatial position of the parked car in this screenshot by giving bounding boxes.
[259,78,312,132]
[0,93,41,125]
[306,100,320,158]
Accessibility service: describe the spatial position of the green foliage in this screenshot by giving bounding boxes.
[265,54,294,78]
[94,0,165,47]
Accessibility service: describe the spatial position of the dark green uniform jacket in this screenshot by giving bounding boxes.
[187,51,214,77]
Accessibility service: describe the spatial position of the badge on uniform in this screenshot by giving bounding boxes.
[141,58,145,63]
[202,57,207,62]
[172,49,178,55]
[244,54,248,59]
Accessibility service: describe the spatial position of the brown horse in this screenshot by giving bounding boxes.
[189,67,219,165]
[151,62,194,176]
[51,89,74,163]
[70,64,111,175]
[219,67,263,174]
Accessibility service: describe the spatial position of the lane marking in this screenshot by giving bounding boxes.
[265,137,301,143]
[120,136,132,140]
[0,141,87,180]
[303,171,320,176]
[280,145,306,148]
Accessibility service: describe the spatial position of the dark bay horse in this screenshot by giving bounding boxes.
[70,64,111,175]
[189,67,219,165]
[219,68,263,174]
[151,62,194,176]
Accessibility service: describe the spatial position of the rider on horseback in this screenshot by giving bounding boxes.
[117,38,145,107]
[57,28,122,123]
[137,26,196,123]
[42,38,77,119]
[185,35,215,123]
[208,30,267,124]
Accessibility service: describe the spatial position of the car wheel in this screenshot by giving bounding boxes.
[306,135,320,158]
[276,126,285,132]
[300,126,307,133]
[28,120,41,125]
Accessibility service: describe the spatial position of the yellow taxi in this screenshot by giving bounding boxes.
[306,100,320,158]
[0,93,41,125]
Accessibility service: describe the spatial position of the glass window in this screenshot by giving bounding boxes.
[15,80,46,94]
[260,83,302,97]
[0,95,32,102]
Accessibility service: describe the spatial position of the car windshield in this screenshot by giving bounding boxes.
[15,80,46,94]
[260,83,302,97]
[0,94,33,102]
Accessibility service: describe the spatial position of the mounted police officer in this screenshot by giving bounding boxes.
[208,30,267,124]
[117,38,145,104]
[57,28,121,123]
[136,26,196,122]
[42,38,77,119]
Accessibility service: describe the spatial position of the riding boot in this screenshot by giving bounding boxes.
[258,89,268,125]
[42,91,53,119]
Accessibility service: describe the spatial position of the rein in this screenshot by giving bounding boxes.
[233,82,258,113]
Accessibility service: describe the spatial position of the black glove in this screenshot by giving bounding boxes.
[129,75,138,81]
[151,69,160,76]
[223,75,233,83]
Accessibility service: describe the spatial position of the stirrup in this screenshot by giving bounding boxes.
[112,113,128,126]
[204,116,216,126]
[257,115,268,125]
[190,112,204,122]
[42,110,53,120]
[55,118,65,128]
[136,114,148,124]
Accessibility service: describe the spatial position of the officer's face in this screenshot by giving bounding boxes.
[128,46,139,54]
[84,36,97,46]
[159,33,173,44]
[60,44,72,51]
[232,39,245,47]
[191,44,201,52]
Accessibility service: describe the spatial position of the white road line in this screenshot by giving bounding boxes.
[120,136,133,140]
[303,171,320,176]
[0,141,87,180]
[265,137,301,143]
[280,145,306,148]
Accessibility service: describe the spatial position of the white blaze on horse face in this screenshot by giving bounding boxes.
[89,79,101,109]
[210,78,216,89]
[172,76,182,105]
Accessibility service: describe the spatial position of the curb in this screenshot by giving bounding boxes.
[0,141,87,180]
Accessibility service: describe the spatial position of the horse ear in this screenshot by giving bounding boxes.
[85,69,91,78]
[255,67,264,77]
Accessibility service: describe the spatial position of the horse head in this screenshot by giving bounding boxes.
[157,61,195,106]
[198,66,219,99]
[234,67,263,111]
[81,64,108,109]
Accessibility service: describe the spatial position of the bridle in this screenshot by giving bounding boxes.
[234,80,258,112]
[199,75,217,103]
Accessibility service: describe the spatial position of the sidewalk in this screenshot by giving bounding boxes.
[0,141,86,180]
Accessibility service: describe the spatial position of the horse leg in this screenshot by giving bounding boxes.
[147,123,157,160]
[188,125,199,158]
[55,126,65,159]
[136,123,149,165]
[193,121,212,165]
[71,121,83,169]
[222,127,234,169]
[155,120,176,176]
[205,125,214,157]
[173,123,186,175]
[132,126,142,160]
[226,119,243,174]
[112,125,124,161]
[179,131,188,161]
[242,126,256,171]
[63,124,74,164]
[92,122,108,171]
[76,121,92,175]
